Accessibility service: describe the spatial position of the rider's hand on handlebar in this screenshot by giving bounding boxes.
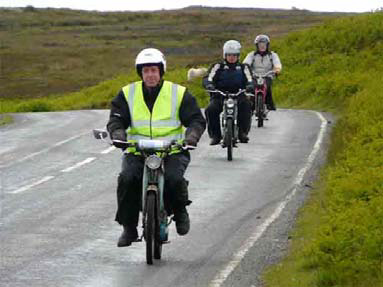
[112,140,128,149]
[205,83,215,91]
[184,139,197,147]
[111,129,127,142]
[273,67,281,76]
[184,132,198,147]
[245,84,254,94]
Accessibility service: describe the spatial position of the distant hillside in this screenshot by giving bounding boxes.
[183,5,336,13]
[0,6,347,100]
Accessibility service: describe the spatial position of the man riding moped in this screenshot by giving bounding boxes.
[203,40,254,145]
[107,48,206,247]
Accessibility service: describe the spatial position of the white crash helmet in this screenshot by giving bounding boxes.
[135,48,167,78]
[254,34,270,50]
[222,40,241,58]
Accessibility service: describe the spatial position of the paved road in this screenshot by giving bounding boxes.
[0,109,329,287]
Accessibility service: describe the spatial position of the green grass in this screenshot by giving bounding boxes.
[0,67,210,113]
[0,114,12,125]
[262,12,383,287]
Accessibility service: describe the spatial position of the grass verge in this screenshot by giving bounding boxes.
[0,114,13,126]
[262,12,383,287]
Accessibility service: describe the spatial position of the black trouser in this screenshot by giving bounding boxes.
[205,95,252,139]
[115,151,190,226]
[265,78,276,110]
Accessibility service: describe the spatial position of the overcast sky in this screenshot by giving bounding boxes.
[1,0,382,13]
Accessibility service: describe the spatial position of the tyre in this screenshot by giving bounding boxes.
[257,94,264,127]
[154,220,162,259]
[145,192,156,265]
[226,118,233,161]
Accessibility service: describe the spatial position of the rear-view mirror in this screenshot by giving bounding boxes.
[93,129,108,140]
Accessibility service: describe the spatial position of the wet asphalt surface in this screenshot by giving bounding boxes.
[0,109,331,287]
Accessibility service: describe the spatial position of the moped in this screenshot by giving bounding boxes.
[207,89,248,161]
[93,129,194,265]
[253,70,275,127]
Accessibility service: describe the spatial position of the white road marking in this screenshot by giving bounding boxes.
[8,156,99,194]
[209,111,328,287]
[53,134,85,147]
[6,143,115,194]
[101,146,115,154]
[0,132,88,168]
[10,176,55,194]
[6,131,117,194]
[61,157,96,173]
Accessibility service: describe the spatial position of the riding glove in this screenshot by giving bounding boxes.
[245,84,254,94]
[205,83,215,91]
[184,131,199,147]
[111,129,127,142]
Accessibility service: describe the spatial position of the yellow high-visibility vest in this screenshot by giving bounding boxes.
[122,80,186,153]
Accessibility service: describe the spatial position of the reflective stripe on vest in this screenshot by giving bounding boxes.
[122,80,185,153]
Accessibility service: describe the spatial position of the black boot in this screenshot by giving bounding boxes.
[210,137,221,145]
[173,207,190,236]
[117,224,138,247]
[267,103,276,111]
[238,132,249,143]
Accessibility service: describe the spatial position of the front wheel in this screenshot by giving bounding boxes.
[225,118,233,161]
[257,94,264,128]
[154,221,162,259]
[145,192,156,265]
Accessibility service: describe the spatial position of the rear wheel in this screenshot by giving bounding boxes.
[145,192,156,265]
[257,94,264,127]
[225,118,233,161]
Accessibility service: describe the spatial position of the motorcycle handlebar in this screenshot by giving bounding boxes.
[206,89,246,97]
[112,139,196,151]
[253,71,275,79]
[93,130,196,151]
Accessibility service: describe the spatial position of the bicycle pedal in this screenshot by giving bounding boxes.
[161,240,171,244]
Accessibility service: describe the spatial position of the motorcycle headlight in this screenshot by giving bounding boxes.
[146,155,162,169]
[227,109,234,114]
[227,99,235,108]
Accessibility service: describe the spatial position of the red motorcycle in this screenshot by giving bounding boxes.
[253,71,275,127]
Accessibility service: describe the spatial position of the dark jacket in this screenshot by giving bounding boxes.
[107,80,206,144]
[203,60,253,94]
